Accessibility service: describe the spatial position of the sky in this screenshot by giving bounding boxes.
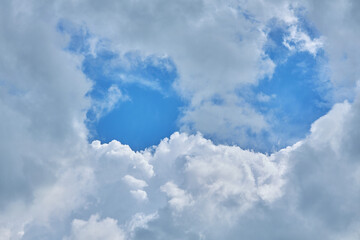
[0,0,360,239]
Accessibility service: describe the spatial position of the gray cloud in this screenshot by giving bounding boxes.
[304,0,360,100]
[0,0,360,239]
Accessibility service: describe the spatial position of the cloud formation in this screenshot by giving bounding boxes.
[1,0,360,239]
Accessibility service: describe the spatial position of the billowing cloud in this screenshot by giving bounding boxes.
[123,175,148,190]
[160,182,194,212]
[0,0,360,239]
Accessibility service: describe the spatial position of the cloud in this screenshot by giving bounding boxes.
[0,0,93,237]
[0,0,360,239]
[127,90,360,240]
[50,0,339,150]
[180,94,269,148]
[65,215,125,240]
[91,139,154,178]
[160,182,194,212]
[123,175,148,190]
[130,190,148,202]
[160,132,286,209]
[283,25,324,55]
[53,0,283,146]
[89,85,129,121]
[303,0,360,99]
[125,212,159,236]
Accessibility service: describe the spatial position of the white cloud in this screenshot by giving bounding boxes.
[0,167,95,239]
[65,215,125,240]
[125,212,159,234]
[303,0,360,99]
[127,90,360,239]
[123,175,148,190]
[138,131,287,230]
[90,85,129,120]
[0,0,360,239]
[91,140,154,178]
[180,94,270,149]
[283,25,324,56]
[0,228,11,240]
[256,92,276,102]
[130,190,148,202]
[160,182,194,212]
[65,212,159,240]
[52,0,283,146]
[0,0,94,238]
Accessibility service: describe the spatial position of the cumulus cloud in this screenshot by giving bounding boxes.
[303,0,360,99]
[160,182,194,212]
[123,175,148,190]
[154,132,287,221]
[0,0,93,237]
[127,91,360,240]
[1,0,360,239]
[65,215,125,240]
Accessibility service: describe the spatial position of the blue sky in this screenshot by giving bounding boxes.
[82,49,182,150]
[2,1,360,239]
[58,21,183,150]
[59,16,332,152]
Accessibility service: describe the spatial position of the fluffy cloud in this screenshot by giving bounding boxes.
[161,182,194,212]
[65,215,125,240]
[180,95,269,149]
[153,132,287,221]
[123,175,148,190]
[1,0,360,239]
[3,93,357,239]
[0,0,93,237]
[127,91,360,240]
[303,0,360,99]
